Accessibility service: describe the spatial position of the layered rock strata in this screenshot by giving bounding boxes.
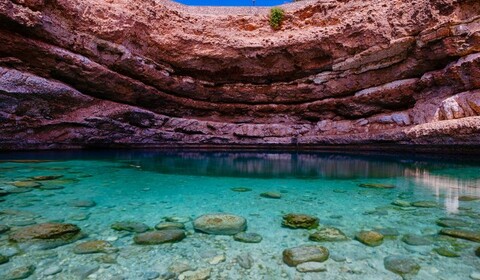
[0,0,479,149]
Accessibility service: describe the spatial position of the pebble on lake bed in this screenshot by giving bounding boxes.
[30,175,63,181]
[260,192,282,199]
[111,221,150,233]
[458,195,480,201]
[178,268,211,280]
[392,200,411,207]
[282,213,319,229]
[411,201,438,208]
[355,231,384,247]
[134,230,186,245]
[9,223,81,242]
[69,199,96,208]
[0,224,10,234]
[309,227,348,242]
[433,247,460,258]
[233,232,262,243]
[164,216,192,223]
[208,254,226,265]
[471,272,480,280]
[296,262,327,273]
[2,264,36,280]
[436,217,470,228]
[384,255,420,279]
[73,240,118,254]
[11,181,41,188]
[401,234,432,246]
[282,245,329,266]
[0,254,9,264]
[236,253,254,269]
[439,228,480,242]
[155,222,185,231]
[231,187,252,192]
[193,213,246,235]
[358,183,396,189]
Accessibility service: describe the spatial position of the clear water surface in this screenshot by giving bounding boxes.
[0,150,479,279]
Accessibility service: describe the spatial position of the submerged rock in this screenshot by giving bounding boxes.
[436,217,470,228]
[440,228,480,242]
[155,222,185,231]
[309,227,348,242]
[111,221,150,233]
[168,261,194,275]
[355,231,384,247]
[0,189,10,197]
[296,262,327,273]
[282,213,319,229]
[384,255,420,280]
[178,268,211,280]
[71,264,99,279]
[193,213,246,235]
[282,245,329,266]
[164,216,191,223]
[0,254,9,264]
[11,181,41,188]
[458,195,480,201]
[374,228,399,238]
[39,185,65,190]
[237,253,254,269]
[260,192,282,199]
[359,183,396,189]
[134,230,185,245]
[476,247,480,257]
[434,247,460,257]
[31,175,63,181]
[9,223,81,243]
[143,271,160,280]
[401,234,432,246]
[42,266,62,276]
[471,272,480,280]
[208,254,226,265]
[73,240,118,254]
[392,200,411,207]
[69,199,96,208]
[231,187,252,192]
[233,232,262,243]
[0,224,10,234]
[2,265,36,280]
[411,201,438,208]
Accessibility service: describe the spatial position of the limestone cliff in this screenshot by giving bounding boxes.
[0,0,479,150]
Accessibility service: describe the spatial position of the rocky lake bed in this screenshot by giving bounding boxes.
[0,154,479,280]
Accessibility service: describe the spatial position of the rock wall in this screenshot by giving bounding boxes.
[0,0,479,150]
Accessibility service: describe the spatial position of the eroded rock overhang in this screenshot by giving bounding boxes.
[0,0,479,150]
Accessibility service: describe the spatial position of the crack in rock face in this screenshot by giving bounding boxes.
[0,0,479,149]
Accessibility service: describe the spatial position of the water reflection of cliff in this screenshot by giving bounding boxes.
[408,169,480,213]
[127,152,480,180]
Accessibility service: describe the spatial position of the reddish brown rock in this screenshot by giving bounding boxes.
[9,223,81,242]
[0,0,478,149]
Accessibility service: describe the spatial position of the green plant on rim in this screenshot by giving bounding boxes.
[269,7,284,30]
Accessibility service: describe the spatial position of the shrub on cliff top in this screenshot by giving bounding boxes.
[269,7,284,30]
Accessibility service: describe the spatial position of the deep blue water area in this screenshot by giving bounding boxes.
[0,150,479,279]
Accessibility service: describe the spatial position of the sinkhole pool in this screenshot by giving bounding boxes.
[0,150,479,279]
[173,0,292,7]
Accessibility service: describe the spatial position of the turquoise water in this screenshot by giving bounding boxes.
[0,151,479,279]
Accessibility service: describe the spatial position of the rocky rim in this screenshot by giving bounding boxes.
[0,0,479,150]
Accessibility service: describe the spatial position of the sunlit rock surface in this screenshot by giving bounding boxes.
[0,0,479,149]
